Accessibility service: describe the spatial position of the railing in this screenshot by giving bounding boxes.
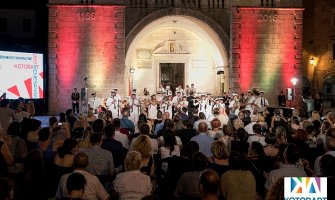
[126,0,225,8]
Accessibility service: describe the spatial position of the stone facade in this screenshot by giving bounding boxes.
[230,7,303,105]
[48,5,125,114]
[48,0,304,114]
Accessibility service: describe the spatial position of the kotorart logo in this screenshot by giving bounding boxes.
[284,177,327,200]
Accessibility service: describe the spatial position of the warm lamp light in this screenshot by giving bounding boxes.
[309,57,316,66]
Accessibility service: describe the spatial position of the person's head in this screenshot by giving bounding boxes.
[164,119,175,131]
[122,109,129,117]
[29,119,41,132]
[90,133,102,146]
[250,142,265,157]
[283,143,300,164]
[211,141,229,160]
[58,138,78,158]
[132,135,153,159]
[24,150,44,171]
[124,151,142,171]
[182,141,199,158]
[182,120,193,129]
[66,173,86,199]
[198,122,208,133]
[252,123,262,135]
[294,129,308,141]
[74,88,77,92]
[292,109,300,117]
[0,99,10,107]
[73,152,89,169]
[229,151,248,170]
[219,108,226,115]
[192,152,208,171]
[163,133,176,152]
[38,127,50,142]
[199,169,220,197]
[251,115,258,123]
[7,121,21,136]
[311,111,320,121]
[139,123,150,135]
[92,118,104,134]
[325,128,335,151]
[211,118,221,130]
[265,132,277,145]
[320,154,335,177]
[66,109,74,117]
[235,127,248,142]
[260,91,264,97]
[275,126,287,145]
[49,116,58,128]
[104,124,115,138]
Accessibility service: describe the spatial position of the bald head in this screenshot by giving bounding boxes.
[198,122,208,133]
[199,169,220,195]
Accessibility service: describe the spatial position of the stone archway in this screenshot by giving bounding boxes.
[125,8,229,95]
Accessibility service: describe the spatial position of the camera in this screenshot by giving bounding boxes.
[274,109,280,116]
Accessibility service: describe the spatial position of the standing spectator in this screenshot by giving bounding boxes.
[301,95,314,117]
[314,92,323,115]
[114,151,153,200]
[0,99,14,135]
[71,88,80,115]
[277,91,286,107]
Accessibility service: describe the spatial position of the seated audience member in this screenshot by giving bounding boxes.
[176,120,197,146]
[0,178,14,200]
[199,169,220,200]
[264,177,284,200]
[132,135,155,177]
[86,108,97,125]
[208,140,229,176]
[78,127,93,149]
[72,113,88,139]
[244,115,258,135]
[247,124,266,147]
[21,150,48,200]
[263,132,279,158]
[174,152,208,199]
[191,122,214,157]
[208,118,222,139]
[113,118,130,150]
[274,126,287,146]
[114,151,153,200]
[62,173,86,200]
[265,144,306,190]
[130,123,158,155]
[159,133,180,159]
[120,109,135,135]
[0,123,14,177]
[220,151,256,200]
[56,152,109,200]
[101,124,126,170]
[193,112,211,131]
[314,128,335,176]
[54,138,78,169]
[231,128,249,155]
[81,133,114,176]
[24,118,42,152]
[320,154,335,200]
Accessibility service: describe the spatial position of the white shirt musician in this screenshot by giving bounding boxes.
[106,90,121,118]
[198,95,207,114]
[205,94,214,120]
[129,92,140,126]
[246,94,256,113]
[229,94,240,115]
[254,91,269,111]
[88,92,101,114]
[190,84,196,94]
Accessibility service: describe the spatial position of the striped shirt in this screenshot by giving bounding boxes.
[81,146,114,176]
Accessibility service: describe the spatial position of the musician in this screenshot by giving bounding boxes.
[148,94,158,124]
[71,88,80,115]
[88,92,101,114]
[114,88,122,100]
[184,85,190,96]
[158,85,165,93]
[160,96,173,119]
[179,95,189,109]
[129,90,140,127]
[254,91,269,112]
[205,93,214,120]
[228,94,240,115]
[190,83,196,94]
[106,89,121,118]
[187,91,197,116]
[198,94,207,115]
[246,89,256,113]
[172,91,182,115]
[175,85,183,95]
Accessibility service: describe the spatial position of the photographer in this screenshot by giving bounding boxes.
[270,109,287,133]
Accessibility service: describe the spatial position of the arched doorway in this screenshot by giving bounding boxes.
[322,74,335,107]
[125,14,229,95]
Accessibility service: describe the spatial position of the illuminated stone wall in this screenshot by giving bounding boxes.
[230,7,303,106]
[48,5,125,114]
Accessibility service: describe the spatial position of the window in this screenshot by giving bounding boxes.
[0,18,7,32]
[22,18,31,32]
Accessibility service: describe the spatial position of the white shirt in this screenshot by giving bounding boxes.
[247,135,267,146]
[114,130,130,149]
[56,169,109,200]
[254,96,269,108]
[88,97,101,110]
[244,122,257,135]
[160,145,180,159]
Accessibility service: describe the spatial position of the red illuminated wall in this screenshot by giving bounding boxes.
[230,8,303,105]
[48,5,125,114]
